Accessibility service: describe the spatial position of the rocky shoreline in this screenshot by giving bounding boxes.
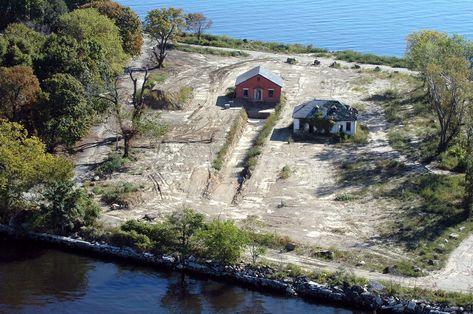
[0,225,469,314]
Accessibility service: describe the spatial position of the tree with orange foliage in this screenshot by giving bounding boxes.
[0,65,40,123]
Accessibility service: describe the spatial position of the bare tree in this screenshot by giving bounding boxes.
[99,68,166,157]
[185,13,212,41]
[144,8,185,68]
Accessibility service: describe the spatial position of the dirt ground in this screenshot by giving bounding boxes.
[75,41,418,249]
[71,40,473,292]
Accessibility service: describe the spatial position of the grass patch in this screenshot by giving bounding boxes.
[331,50,407,68]
[99,182,140,208]
[172,44,250,57]
[212,109,248,171]
[95,153,128,176]
[332,124,369,145]
[178,33,328,54]
[278,165,291,179]
[144,86,193,110]
[334,193,357,201]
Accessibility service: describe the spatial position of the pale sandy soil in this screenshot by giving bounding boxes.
[72,40,473,292]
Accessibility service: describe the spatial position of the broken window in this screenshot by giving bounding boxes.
[268,89,274,98]
[346,122,351,131]
[243,88,249,97]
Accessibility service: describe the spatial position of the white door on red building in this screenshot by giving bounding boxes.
[254,88,262,101]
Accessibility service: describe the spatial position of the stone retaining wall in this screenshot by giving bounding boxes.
[0,225,469,314]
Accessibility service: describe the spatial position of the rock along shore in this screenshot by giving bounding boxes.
[0,224,470,314]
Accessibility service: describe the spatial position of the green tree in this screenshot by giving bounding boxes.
[35,34,113,94]
[81,1,143,56]
[0,0,47,30]
[2,23,45,67]
[425,57,472,153]
[199,219,248,264]
[166,208,205,258]
[37,180,100,234]
[185,13,212,41]
[145,8,185,68]
[57,8,127,74]
[406,31,473,73]
[406,31,473,153]
[35,73,93,151]
[0,66,41,124]
[0,120,73,221]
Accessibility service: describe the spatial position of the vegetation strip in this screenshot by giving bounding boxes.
[172,44,250,58]
[212,109,248,171]
[243,96,286,176]
[1,224,471,313]
[178,33,406,67]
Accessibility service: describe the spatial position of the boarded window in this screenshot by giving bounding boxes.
[268,89,274,98]
[346,122,351,131]
[243,89,249,97]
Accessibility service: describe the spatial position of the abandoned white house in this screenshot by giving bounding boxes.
[292,100,358,135]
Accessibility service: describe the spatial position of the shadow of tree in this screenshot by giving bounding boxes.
[376,174,465,250]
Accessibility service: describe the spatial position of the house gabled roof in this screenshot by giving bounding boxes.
[293,99,358,121]
[235,66,284,87]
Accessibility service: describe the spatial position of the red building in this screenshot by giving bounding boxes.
[235,66,283,103]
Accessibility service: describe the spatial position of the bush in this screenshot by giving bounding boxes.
[33,180,100,235]
[95,153,128,176]
[334,193,357,201]
[198,219,248,263]
[101,182,140,207]
[108,229,153,251]
[279,165,291,179]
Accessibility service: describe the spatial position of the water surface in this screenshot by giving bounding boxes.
[118,0,473,56]
[0,237,363,313]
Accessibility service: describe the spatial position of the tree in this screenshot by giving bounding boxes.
[35,34,113,94]
[0,0,47,30]
[406,31,473,73]
[185,13,212,41]
[100,68,167,157]
[425,57,472,153]
[242,215,266,265]
[0,120,73,222]
[38,180,100,234]
[2,23,45,67]
[35,73,93,151]
[57,8,127,74]
[81,1,144,56]
[145,8,185,68]
[0,66,41,124]
[406,31,473,153]
[166,208,205,258]
[464,125,473,218]
[199,219,248,264]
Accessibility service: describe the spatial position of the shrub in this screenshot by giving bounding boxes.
[198,219,248,263]
[279,165,291,179]
[108,229,153,251]
[334,193,357,201]
[95,153,128,176]
[101,182,140,207]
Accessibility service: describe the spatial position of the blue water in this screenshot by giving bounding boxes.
[117,0,473,57]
